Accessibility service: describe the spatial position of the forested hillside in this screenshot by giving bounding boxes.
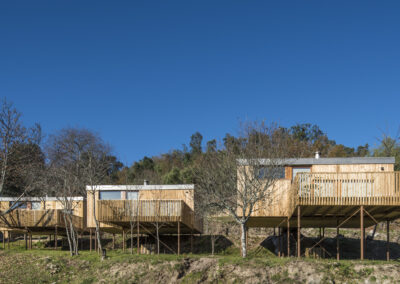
[3,97,400,197]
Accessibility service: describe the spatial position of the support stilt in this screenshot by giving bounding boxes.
[278,227,281,257]
[25,233,27,250]
[2,231,5,249]
[387,220,390,261]
[287,218,290,257]
[336,220,340,261]
[122,230,126,252]
[137,223,140,255]
[89,229,92,252]
[7,232,10,249]
[297,206,301,258]
[177,222,180,255]
[190,230,193,254]
[360,205,364,260]
[112,234,115,250]
[55,226,58,250]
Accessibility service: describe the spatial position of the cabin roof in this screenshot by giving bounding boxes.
[0,196,84,201]
[238,157,395,166]
[85,184,195,191]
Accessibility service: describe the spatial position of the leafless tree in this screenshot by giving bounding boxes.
[0,98,43,203]
[47,128,113,258]
[195,122,292,257]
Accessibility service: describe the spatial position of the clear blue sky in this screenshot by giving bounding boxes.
[1,1,399,164]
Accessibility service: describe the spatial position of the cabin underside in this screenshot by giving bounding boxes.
[95,220,198,235]
[247,205,400,229]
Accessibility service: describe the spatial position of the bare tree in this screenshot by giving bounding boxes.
[0,98,43,200]
[195,122,291,257]
[47,128,113,258]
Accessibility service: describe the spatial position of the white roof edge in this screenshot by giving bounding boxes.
[86,184,195,191]
[0,196,84,201]
[238,157,396,166]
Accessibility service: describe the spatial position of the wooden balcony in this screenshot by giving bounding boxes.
[295,172,400,206]
[97,200,202,233]
[0,209,84,231]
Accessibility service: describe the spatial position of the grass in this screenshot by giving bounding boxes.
[1,241,400,284]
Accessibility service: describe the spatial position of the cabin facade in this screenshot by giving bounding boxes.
[239,156,400,259]
[86,183,202,235]
[0,196,86,247]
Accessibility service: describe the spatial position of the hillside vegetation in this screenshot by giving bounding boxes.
[1,249,400,284]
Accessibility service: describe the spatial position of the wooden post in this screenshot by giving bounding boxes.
[287,218,290,257]
[137,224,140,255]
[122,230,125,252]
[386,220,390,261]
[8,232,11,249]
[25,234,27,250]
[177,222,180,255]
[322,227,325,238]
[112,234,115,250]
[360,205,364,260]
[55,226,58,250]
[89,229,92,252]
[2,231,5,249]
[297,206,301,258]
[29,234,32,250]
[278,227,281,257]
[190,230,193,254]
[336,220,340,261]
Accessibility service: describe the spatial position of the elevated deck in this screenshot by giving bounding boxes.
[97,200,203,234]
[0,209,85,233]
[247,172,400,228]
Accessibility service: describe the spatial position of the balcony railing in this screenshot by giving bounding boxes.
[97,200,202,231]
[0,209,84,229]
[295,172,400,206]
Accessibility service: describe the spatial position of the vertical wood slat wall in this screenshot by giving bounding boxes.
[296,172,400,206]
[0,209,84,229]
[97,200,201,231]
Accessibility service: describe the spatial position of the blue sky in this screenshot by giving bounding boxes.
[1,1,399,164]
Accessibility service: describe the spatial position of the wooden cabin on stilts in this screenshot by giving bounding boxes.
[239,155,400,260]
[86,181,203,255]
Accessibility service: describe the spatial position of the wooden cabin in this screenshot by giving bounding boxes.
[86,183,203,236]
[239,156,400,259]
[0,197,86,235]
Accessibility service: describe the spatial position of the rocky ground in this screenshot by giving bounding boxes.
[1,249,400,283]
[1,220,400,283]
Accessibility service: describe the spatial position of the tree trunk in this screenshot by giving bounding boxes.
[63,214,74,256]
[211,235,215,255]
[240,222,247,258]
[92,193,103,258]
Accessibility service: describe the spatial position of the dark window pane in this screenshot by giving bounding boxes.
[256,167,285,179]
[99,191,121,200]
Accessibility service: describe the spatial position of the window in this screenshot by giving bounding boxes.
[292,167,311,181]
[31,202,41,210]
[99,191,121,200]
[10,201,27,209]
[256,166,285,179]
[126,191,138,200]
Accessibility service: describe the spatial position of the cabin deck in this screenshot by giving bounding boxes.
[0,209,85,234]
[247,172,400,229]
[96,200,203,234]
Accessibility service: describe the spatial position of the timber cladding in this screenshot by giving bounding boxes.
[86,185,201,232]
[239,159,399,227]
[0,198,86,230]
